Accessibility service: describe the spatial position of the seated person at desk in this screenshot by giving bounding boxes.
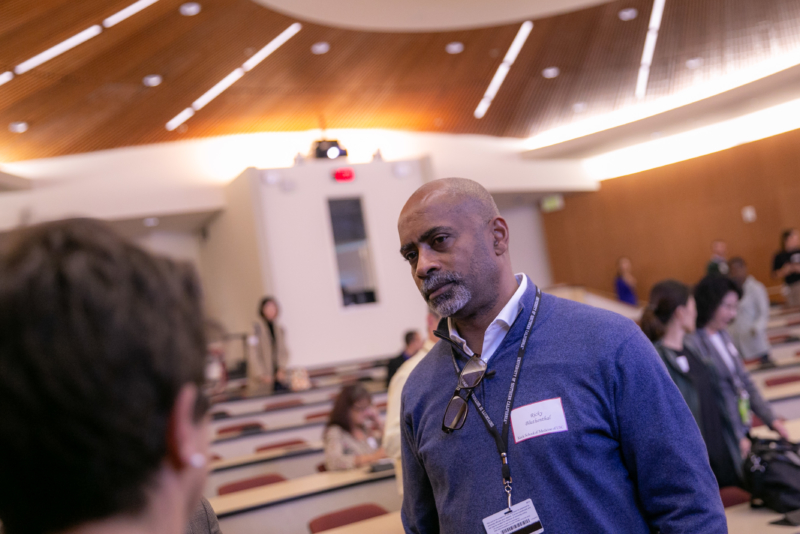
[0,219,213,534]
[324,384,387,470]
[387,329,423,386]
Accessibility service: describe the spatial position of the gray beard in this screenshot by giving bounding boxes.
[422,273,472,317]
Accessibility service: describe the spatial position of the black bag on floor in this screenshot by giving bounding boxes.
[743,436,800,513]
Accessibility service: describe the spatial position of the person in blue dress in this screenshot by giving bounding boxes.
[615,256,638,305]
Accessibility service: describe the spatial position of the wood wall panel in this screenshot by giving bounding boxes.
[541,128,800,301]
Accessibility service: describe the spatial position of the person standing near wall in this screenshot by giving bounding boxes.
[772,229,800,307]
[729,257,774,368]
[397,178,726,534]
[614,256,638,305]
[707,239,729,276]
[249,296,290,394]
[642,280,742,488]
[688,275,789,461]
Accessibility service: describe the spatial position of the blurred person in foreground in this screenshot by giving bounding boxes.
[0,219,215,534]
[397,178,726,534]
[729,257,774,368]
[688,275,789,460]
[387,330,424,386]
[614,256,638,305]
[249,296,290,394]
[707,239,729,276]
[772,228,800,307]
[324,384,387,471]
[642,280,742,487]
[383,311,440,494]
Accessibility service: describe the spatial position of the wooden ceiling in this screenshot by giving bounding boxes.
[1,0,800,162]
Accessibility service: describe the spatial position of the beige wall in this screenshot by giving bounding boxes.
[199,171,270,337]
[254,159,429,368]
[498,203,553,288]
[134,231,203,267]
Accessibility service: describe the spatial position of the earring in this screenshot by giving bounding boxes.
[189,453,207,468]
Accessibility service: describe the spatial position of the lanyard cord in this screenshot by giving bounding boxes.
[448,287,542,508]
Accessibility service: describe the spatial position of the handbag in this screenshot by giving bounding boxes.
[743,435,800,513]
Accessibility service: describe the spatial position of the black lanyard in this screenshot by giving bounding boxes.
[449,287,542,509]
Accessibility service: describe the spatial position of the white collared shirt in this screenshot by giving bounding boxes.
[447,274,527,363]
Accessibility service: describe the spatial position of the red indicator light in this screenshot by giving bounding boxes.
[333,168,355,182]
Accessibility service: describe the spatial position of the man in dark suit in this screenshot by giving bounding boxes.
[387,330,423,386]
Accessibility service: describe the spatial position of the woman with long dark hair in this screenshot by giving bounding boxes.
[248,296,290,393]
[689,276,789,469]
[643,280,742,487]
[772,228,800,307]
[324,384,386,471]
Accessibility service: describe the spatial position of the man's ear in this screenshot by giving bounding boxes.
[490,217,510,255]
[166,384,207,470]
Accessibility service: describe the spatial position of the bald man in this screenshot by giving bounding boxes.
[397,179,726,534]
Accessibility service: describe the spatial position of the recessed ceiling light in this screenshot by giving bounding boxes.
[142,74,162,87]
[179,2,201,16]
[143,217,159,227]
[572,102,587,113]
[618,8,638,21]
[686,57,704,70]
[9,121,28,133]
[542,66,560,79]
[446,42,464,54]
[311,42,330,55]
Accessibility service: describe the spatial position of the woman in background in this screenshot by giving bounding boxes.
[615,256,638,305]
[642,280,740,487]
[249,296,290,394]
[324,384,386,471]
[689,276,789,459]
[772,229,800,307]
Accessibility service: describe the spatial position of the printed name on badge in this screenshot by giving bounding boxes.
[510,397,568,444]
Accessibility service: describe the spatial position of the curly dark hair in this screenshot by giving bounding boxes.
[0,218,207,534]
[693,275,742,329]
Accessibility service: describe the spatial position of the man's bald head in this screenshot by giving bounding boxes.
[397,178,514,319]
[400,178,500,224]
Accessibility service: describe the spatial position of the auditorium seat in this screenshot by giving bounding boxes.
[719,486,751,508]
[751,414,764,428]
[217,421,265,436]
[308,503,388,533]
[374,401,387,410]
[264,399,304,411]
[305,410,331,422]
[764,374,800,387]
[309,367,338,378]
[217,473,287,495]
[211,410,231,420]
[317,462,327,472]
[255,439,308,453]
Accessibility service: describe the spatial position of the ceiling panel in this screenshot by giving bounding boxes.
[1,0,800,162]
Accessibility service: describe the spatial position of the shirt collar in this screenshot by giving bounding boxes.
[447,274,527,356]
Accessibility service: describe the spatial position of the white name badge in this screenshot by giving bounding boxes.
[510,397,568,444]
[675,355,690,373]
[483,499,543,534]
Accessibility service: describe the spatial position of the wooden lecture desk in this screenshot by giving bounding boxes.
[209,467,400,534]
[209,391,388,437]
[205,441,324,498]
[210,406,386,459]
[211,381,386,417]
[323,511,403,534]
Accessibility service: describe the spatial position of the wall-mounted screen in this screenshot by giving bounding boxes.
[328,198,378,306]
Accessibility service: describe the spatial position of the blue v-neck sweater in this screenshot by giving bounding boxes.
[400,279,727,533]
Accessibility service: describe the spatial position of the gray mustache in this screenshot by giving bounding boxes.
[422,272,462,297]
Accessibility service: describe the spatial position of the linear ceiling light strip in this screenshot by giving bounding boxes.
[165,22,302,131]
[634,0,666,99]
[5,0,160,84]
[103,0,160,28]
[474,21,533,119]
